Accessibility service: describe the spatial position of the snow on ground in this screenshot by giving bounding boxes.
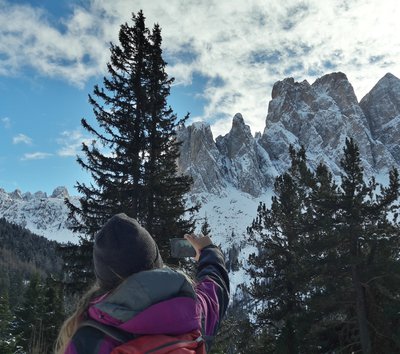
[191,186,275,295]
[23,219,79,244]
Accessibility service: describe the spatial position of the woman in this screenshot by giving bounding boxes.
[56,213,230,353]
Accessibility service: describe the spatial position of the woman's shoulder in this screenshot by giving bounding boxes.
[87,267,196,327]
[102,267,196,304]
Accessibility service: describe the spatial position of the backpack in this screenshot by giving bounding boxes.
[80,320,207,354]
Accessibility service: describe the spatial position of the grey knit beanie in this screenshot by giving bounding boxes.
[93,213,163,289]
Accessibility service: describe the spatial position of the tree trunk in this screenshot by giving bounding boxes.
[351,265,371,354]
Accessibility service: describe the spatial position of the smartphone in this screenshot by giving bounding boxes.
[170,238,196,258]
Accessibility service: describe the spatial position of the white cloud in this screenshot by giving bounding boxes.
[21,152,52,160]
[1,117,11,128]
[0,0,115,86]
[57,129,93,157]
[13,133,32,145]
[1,0,400,136]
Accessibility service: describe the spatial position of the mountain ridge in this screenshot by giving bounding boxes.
[1,72,399,248]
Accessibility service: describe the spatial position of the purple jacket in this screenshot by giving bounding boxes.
[65,245,229,353]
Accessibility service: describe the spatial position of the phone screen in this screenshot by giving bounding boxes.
[170,238,196,258]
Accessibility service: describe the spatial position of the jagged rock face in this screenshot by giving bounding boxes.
[177,122,227,195]
[360,73,400,165]
[177,115,275,197]
[260,72,396,175]
[216,114,253,160]
[177,72,399,198]
[51,186,69,198]
[215,114,270,196]
[10,189,23,200]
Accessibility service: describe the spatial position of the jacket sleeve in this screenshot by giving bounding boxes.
[194,244,230,338]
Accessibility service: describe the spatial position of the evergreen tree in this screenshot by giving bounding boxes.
[246,146,314,353]
[300,163,352,352]
[201,214,212,236]
[63,11,195,293]
[8,271,25,310]
[11,274,64,353]
[307,138,400,353]
[245,140,400,353]
[41,276,64,353]
[0,289,15,354]
[12,273,46,353]
[333,138,400,353]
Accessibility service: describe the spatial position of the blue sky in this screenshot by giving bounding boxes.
[0,0,399,195]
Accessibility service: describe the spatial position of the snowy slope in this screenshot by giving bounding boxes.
[0,187,79,243]
[190,187,274,292]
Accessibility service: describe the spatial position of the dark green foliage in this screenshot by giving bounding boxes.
[225,240,240,273]
[57,239,94,295]
[0,289,15,354]
[246,139,400,353]
[41,276,65,351]
[247,146,314,353]
[13,273,45,351]
[0,217,62,277]
[201,215,212,236]
[210,291,274,354]
[0,218,64,352]
[12,273,64,354]
[63,10,196,293]
[0,217,62,309]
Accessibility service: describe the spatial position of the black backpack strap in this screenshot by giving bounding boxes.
[79,319,136,343]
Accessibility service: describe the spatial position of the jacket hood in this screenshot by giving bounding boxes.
[88,267,201,335]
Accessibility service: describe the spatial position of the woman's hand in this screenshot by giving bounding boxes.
[184,234,213,261]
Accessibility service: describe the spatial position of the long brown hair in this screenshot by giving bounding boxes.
[54,283,108,354]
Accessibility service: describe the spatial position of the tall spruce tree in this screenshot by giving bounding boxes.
[12,273,45,353]
[246,139,400,353]
[41,276,64,353]
[246,146,314,354]
[309,138,400,353]
[302,162,352,352]
[62,11,195,293]
[333,138,400,353]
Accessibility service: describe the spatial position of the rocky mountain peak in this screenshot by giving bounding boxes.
[177,122,217,173]
[177,122,227,195]
[359,72,400,164]
[312,72,359,113]
[51,186,69,199]
[34,191,47,199]
[382,72,399,82]
[10,189,23,200]
[0,187,79,243]
[361,72,400,108]
[216,113,253,159]
[232,112,245,126]
[261,72,398,176]
[271,77,311,100]
[176,72,400,200]
[312,71,348,86]
[214,114,268,196]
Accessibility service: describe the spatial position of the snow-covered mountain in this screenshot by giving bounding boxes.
[178,72,399,200]
[1,72,399,282]
[0,186,79,243]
